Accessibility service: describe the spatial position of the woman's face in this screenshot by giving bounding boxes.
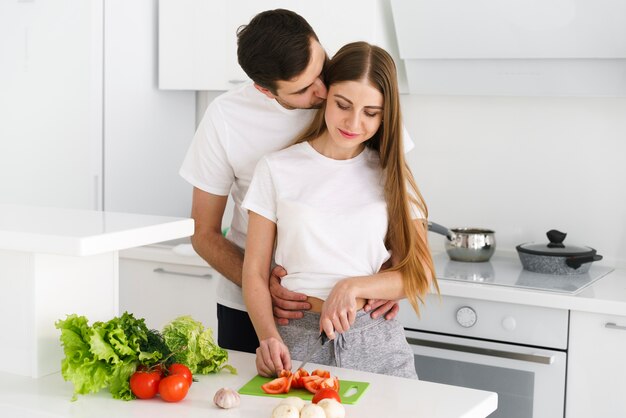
[324,80,383,155]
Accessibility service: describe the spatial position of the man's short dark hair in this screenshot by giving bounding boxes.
[237,9,319,94]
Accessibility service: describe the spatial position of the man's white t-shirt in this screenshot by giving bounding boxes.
[242,142,391,299]
[180,83,316,310]
[180,82,414,311]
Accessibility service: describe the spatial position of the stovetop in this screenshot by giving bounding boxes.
[433,252,614,295]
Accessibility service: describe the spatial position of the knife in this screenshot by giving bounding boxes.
[297,331,329,371]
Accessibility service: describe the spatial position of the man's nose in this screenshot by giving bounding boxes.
[312,78,327,99]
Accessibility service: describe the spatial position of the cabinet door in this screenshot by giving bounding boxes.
[0,0,103,210]
[104,0,196,218]
[158,0,395,91]
[566,311,626,418]
[119,258,218,335]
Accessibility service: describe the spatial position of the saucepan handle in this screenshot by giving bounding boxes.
[428,222,454,241]
[565,254,603,269]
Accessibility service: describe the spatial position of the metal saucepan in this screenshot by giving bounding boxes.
[516,229,603,275]
[428,222,496,262]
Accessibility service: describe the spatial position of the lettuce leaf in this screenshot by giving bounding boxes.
[162,315,236,375]
[56,312,163,401]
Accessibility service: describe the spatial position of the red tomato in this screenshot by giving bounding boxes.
[261,377,290,394]
[137,363,164,376]
[312,388,341,404]
[168,363,193,387]
[158,374,190,402]
[304,378,322,394]
[311,369,331,378]
[291,368,309,389]
[319,376,340,392]
[130,370,161,399]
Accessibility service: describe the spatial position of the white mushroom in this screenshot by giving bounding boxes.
[317,398,346,418]
[279,396,306,412]
[271,404,300,418]
[300,403,326,418]
[213,387,240,409]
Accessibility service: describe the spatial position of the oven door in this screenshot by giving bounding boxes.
[405,329,566,418]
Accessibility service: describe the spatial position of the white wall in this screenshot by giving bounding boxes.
[401,95,626,267]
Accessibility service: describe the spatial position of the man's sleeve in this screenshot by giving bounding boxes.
[179,104,234,196]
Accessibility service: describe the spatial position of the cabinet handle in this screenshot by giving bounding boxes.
[605,322,626,331]
[228,79,246,84]
[153,267,212,279]
[406,337,555,365]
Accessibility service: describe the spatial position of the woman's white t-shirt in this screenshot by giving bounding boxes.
[242,142,391,300]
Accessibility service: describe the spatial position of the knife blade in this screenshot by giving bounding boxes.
[297,331,329,371]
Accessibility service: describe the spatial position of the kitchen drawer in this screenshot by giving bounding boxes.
[119,257,218,335]
[398,294,569,349]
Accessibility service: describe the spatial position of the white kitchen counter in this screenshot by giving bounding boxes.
[0,204,193,256]
[121,243,626,316]
[434,251,626,316]
[0,204,194,378]
[0,350,498,418]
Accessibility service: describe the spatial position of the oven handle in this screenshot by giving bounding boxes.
[406,337,555,365]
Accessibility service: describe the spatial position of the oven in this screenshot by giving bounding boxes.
[399,295,569,418]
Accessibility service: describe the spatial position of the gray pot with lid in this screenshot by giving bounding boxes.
[516,229,603,275]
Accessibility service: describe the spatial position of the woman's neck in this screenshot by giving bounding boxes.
[309,132,366,161]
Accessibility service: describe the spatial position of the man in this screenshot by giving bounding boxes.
[180,9,401,353]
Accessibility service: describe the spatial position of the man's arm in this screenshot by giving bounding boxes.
[190,187,244,285]
[190,187,310,320]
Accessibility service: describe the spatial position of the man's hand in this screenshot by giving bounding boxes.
[364,299,400,320]
[269,265,311,325]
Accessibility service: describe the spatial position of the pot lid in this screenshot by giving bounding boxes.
[516,229,596,257]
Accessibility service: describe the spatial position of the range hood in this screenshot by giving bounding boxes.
[390,0,626,97]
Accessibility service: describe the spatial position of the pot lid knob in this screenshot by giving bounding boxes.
[546,229,567,248]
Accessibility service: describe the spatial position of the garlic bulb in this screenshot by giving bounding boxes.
[213,387,240,409]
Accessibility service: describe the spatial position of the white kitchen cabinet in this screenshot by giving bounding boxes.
[566,311,626,417]
[0,0,103,210]
[158,0,407,91]
[104,0,196,218]
[119,245,218,335]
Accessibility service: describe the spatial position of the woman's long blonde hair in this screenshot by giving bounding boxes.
[294,42,438,314]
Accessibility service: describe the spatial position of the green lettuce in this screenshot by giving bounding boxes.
[162,315,236,375]
[56,312,163,401]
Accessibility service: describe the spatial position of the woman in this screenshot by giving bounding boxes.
[242,42,437,379]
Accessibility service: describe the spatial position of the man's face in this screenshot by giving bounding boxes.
[257,39,328,110]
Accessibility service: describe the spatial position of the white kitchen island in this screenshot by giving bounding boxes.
[0,350,498,418]
[0,204,194,378]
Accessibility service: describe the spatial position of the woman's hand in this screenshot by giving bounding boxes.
[320,280,357,339]
[255,336,292,377]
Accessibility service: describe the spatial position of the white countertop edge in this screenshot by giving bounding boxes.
[0,219,194,257]
[437,278,626,316]
[0,350,498,418]
[78,219,195,256]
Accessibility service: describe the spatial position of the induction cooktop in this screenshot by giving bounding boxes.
[433,252,614,294]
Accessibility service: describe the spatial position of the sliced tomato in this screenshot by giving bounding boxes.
[291,368,310,389]
[312,388,341,404]
[301,375,323,385]
[319,376,340,392]
[302,376,324,394]
[261,376,290,394]
[311,369,331,379]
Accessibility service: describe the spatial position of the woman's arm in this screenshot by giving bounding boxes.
[242,212,292,376]
[321,219,431,338]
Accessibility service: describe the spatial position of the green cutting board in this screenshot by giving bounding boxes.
[238,375,370,405]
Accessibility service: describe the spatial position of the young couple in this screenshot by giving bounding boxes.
[180,9,436,379]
